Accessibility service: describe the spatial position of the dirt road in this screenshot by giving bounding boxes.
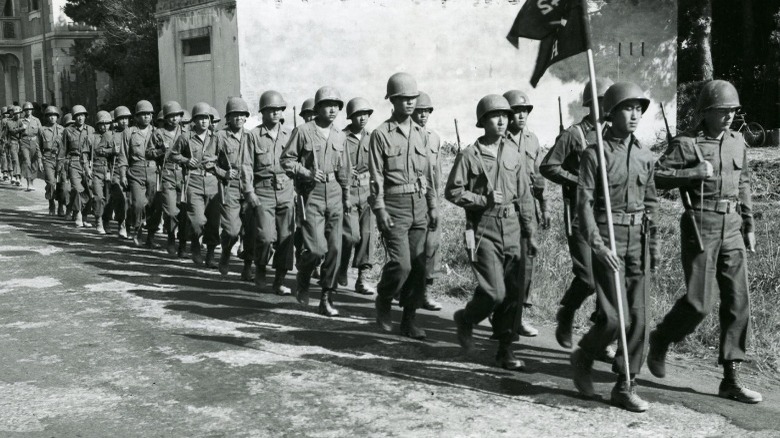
[1,181,778,437]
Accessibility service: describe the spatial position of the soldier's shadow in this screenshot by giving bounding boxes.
[0,206,638,409]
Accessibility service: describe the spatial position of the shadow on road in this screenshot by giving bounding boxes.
[2,205,780,429]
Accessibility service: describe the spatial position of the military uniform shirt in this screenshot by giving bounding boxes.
[578,129,658,250]
[654,129,753,232]
[241,124,290,189]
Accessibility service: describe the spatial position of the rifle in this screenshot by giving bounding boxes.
[558,96,564,134]
[454,118,461,151]
[293,107,306,221]
[661,102,703,253]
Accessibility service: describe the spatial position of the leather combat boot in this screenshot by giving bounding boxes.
[570,348,595,398]
[611,378,649,413]
[647,330,669,378]
[555,306,575,348]
[496,342,525,371]
[354,268,375,295]
[205,245,217,268]
[241,260,255,283]
[191,240,203,266]
[273,270,291,296]
[400,307,426,340]
[453,309,474,352]
[318,289,339,317]
[375,299,393,332]
[295,270,311,306]
[719,361,763,404]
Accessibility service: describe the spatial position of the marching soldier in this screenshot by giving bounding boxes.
[369,73,438,338]
[242,91,294,294]
[117,100,161,247]
[57,113,74,217]
[170,102,221,266]
[411,92,442,310]
[449,94,538,370]
[58,105,95,228]
[110,106,132,239]
[299,98,316,123]
[281,86,351,316]
[647,79,762,404]
[336,97,376,296]
[181,110,192,133]
[19,102,42,191]
[0,106,8,182]
[540,78,617,358]
[295,97,319,278]
[570,82,658,412]
[150,101,186,254]
[6,106,23,187]
[503,90,548,338]
[38,106,63,215]
[215,97,252,273]
[210,107,221,133]
[88,111,115,233]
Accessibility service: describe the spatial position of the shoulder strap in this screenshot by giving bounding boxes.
[574,125,588,151]
[472,142,495,193]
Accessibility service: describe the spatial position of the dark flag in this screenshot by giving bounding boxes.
[506,0,588,87]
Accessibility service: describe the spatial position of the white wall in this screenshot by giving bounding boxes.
[236,0,677,147]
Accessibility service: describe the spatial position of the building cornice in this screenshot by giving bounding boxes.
[156,0,236,19]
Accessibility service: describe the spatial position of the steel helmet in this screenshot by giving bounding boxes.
[476,94,512,128]
[314,86,344,110]
[114,106,132,119]
[71,105,88,116]
[1,106,6,114]
[385,72,419,99]
[44,106,60,117]
[181,110,192,123]
[12,105,22,114]
[602,82,650,117]
[209,106,221,122]
[259,91,287,112]
[415,92,434,112]
[696,79,741,113]
[299,98,315,116]
[346,97,373,118]
[156,110,164,122]
[134,100,154,115]
[225,96,250,116]
[62,113,73,126]
[162,101,184,117]
[503,90,533,112]
[191,102,211,119]
[582,77,614,107]
[96,110,112,124]
[22,101,34,111]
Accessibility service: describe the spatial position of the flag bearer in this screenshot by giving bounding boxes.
[569,82,658,413]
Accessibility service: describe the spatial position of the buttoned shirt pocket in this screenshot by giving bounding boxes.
[502,155,521,198]
[723,153,744,196]
[330,141,344,170]
[386,144,404,171]
[256,147,273,167]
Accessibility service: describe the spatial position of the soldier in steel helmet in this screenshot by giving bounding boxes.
[336,96,377,296]
[109,106,132,239]
[647,79,762,405]
[58,105,95,228]
[0,106,8,182]
[18,102,42,191]
[87,111,116,233]
[5,106,24,186]
[149,101,187,255]
[240,91,295,294]
[570,82,658,413]
[449,94,538,370]
[281,86,352,317]
[295,97,321,280]
[214,97,255,274]
[209,107,221,133]
[170,102,221,267]
[117,100,162,247]
[180,110,192,134]
[369,72,438,339]
[503,89,549,339]
[38,106,63,215]
[541,77,617,362]
[410,91,443,311]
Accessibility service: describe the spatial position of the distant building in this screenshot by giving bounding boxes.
[156,0,678,145]
[0,0,109,111]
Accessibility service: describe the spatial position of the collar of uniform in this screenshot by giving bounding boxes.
[604,127,638,149]
[386,117,421,134]
[579,116,594,131]
[258,124,282,138]
[225,127,244,141]
[343,126,365,138]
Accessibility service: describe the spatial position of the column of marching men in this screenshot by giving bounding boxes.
[0,73,763,413]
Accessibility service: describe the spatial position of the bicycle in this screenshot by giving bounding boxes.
[732,111,766,147]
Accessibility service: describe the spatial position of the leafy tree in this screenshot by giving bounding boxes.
[64,0,160,110]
